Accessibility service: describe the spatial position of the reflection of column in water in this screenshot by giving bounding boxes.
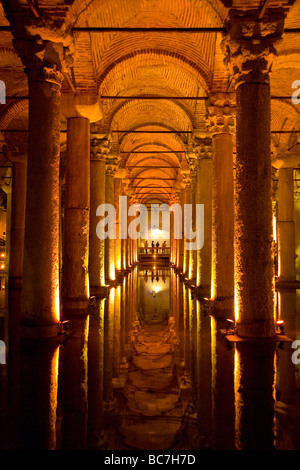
[276,290,296,405]
[120,280,126,359]
[20,343,59,450]
[189,293,197,386]
[234,341,276,450]
[183,286,189,370]
[103,289,115,406]
[88,297,105,447]
[60,316,89,449]
[211,317,235,450]
[195,300,213,447]
[113,285,121,377]
[178,275,184,364]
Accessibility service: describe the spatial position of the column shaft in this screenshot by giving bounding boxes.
[105,170,116,283]
[211,132,234,312]
[22,75,62,333]
[90,152,106,291]
[277,168,295,282]
[196,156,212,295]
[63,117,90,317]
[235,81,274,337]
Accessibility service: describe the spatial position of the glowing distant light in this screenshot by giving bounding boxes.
[0,265,4,270]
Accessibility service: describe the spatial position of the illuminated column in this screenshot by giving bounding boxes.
[114,176,122,274]
[206,94,235,316]
[193,137,213,296]
[89,135,111,292]
[221,12,285,337]
[183,175,191,278]
[178,187,185,273]
[120,181,129,271]
[277,168,295,282]
[188,155,197,281]
[105,157,118,283]
[13,38,69,336]
[173,189,182,269]
[62,116,90,318]
[88,135,111,448]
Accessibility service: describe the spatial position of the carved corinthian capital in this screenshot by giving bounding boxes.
[8,8,73,85]
[90,135,112,162]
[220,10,285,87]
[206,93,236,134]
[192,136,212,160]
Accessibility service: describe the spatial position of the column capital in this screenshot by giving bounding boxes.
[9,10,74,86]
[182,173,191,188]
[206,93,236,134]
[221,10,285,87]
[105,155,119,176]
[186,153,198,178]
[13,38,72,86]
[192,135,212,160]
[272,146,300,169]
[90,134,112,162]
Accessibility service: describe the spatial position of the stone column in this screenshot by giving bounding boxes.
[178,187,185,273]
[187,154,197,282]
[183,175,191,278]
[221,11,285,337]
[60,94,103,449]
[193,136,213,297]
[62,116,90,317]
[277,168,295,282]
[105,157,118,284]
[114,175,122,276]
[89,135,111,292]
[206,95,235,317]
[13,38,69,337]
[87,134,110,448]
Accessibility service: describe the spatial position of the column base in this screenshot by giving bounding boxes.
[90,285,109,299]
[195,285,211,299]
[63,297,90,319]
[20,320,69,343]
[276,279,300,290]
[211,296,234,319]
[235,319,275,339]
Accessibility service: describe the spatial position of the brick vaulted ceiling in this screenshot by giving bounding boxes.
[0,0,300,204]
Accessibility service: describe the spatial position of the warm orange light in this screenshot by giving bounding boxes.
[234,277,240,323]
[110,263,115,281]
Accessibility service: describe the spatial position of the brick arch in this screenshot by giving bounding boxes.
[110,99,194,135]
[71,0,227,29]
[70,0,228,94]
[97,49,211,99]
